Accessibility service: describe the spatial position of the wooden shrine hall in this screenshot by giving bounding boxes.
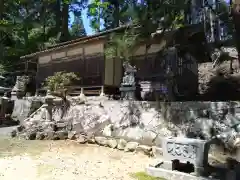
[20,25,200,99]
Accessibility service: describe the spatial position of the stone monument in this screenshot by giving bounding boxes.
[161,137,207,174]
[145,137,232,180]
[119,62,137,100]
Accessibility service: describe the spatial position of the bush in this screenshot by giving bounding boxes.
[43,71,79,92]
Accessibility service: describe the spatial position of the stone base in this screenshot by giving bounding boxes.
[146,160,218,180]
[11,90,25,100]
[145,166,218,180]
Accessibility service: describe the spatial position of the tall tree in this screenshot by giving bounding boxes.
[70,12,86,38]
[0,0,88,72]
[231,0,240,68]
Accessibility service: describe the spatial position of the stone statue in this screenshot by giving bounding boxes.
[11,76,30,99]
[121,62,136,86]
[12,76,29,92]
[120,62,138,100]
[123,61,136,72]
[121,72,135,86]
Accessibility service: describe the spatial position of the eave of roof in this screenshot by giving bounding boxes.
[20,25,131,59]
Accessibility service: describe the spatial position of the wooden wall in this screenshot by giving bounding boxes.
[37,39,105,87]
[36,34,198,97]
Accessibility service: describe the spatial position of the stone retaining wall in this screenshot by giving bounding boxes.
[11,125,162,157]
[11,96,240,150]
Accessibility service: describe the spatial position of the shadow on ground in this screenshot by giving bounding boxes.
[0,137,87,157]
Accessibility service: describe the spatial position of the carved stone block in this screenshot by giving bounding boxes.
[162,137,207,168]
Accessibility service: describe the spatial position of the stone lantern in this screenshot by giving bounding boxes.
[119,62,138,100]
[43,90,55,122]
[11,76,29,100]
[0,92,9,123]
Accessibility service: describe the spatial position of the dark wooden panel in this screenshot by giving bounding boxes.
[132,53,163,81]
[37,54,105,88]
[37,64,53,85]
[132,55,146,79]
[52,59,84,75]
[52,59,84,85]
[84,54,104,86]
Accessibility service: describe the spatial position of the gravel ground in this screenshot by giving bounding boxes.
[0,138,152,180]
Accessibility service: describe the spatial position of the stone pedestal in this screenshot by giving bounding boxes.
[161,137,207,176]
[119,86,136,100]
[100,86,105,96]
[43,91,55,122]
[236,148,240,162]
[79,88,85,99]
[0,94,9,123]
[11,90,24,100]
[42,104,53,122]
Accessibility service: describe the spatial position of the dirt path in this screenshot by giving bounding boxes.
[0,137,152,180]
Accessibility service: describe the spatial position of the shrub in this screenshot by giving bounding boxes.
[43,71,79,92]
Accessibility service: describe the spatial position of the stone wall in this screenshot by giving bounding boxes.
[13,96,240,150]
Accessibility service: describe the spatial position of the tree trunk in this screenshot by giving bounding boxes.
[109,0,120,28]
[113,2,119,28]
[42,2,47,42]
[231,2,240,68]
[23,4,29,52]
[60,2,69,42]
[0,0,4,61]
[0,0,3,19]
[185,0,192,24]
[54,0,61,34]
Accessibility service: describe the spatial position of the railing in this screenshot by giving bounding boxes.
[67,85,104,96]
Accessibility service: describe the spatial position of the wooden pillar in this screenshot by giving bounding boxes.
[35,59,39,95]
[100,86,105,96]
[103,43,107,87]
[79,87,85,99]
[112,57,115,86]
[82,47,85,86]
[24,58,28,73]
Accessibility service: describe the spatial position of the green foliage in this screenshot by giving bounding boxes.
[0,64,6,75]
[103,0,190,62]
[131,172,167,180]
[43,71,79,92]
[87,0,110,32]
[0,0,87,74]
[105,28,139,61]
[70,14,86,38]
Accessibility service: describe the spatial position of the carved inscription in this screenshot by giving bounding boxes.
[166,142,198,159]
